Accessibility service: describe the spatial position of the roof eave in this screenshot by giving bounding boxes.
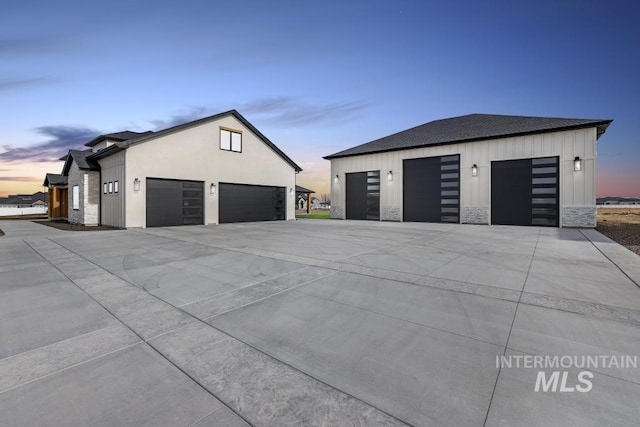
[324,120,614,160]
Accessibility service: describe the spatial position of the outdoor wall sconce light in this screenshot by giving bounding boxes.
[387,170,393,181]
[574,156,582,172]
[334,174,339,183]
[290,188,294,198]
[472,164,478,177]
[133,178,140,192]
[210,183,216,196]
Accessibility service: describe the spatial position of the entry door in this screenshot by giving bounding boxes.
[491,157,559,226]
[60,188,68,217]
[346,171,380,220]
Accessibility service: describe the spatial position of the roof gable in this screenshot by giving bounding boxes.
[43,173,68,186]
[62,149,100,175]
[324,114,612,159]
[89,110,302,172]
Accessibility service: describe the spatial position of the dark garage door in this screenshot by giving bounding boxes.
[146,178,203,227]
[491,157,559,227]
[403,155,460,223]
[219,183,285,223]
[346,171,380,220]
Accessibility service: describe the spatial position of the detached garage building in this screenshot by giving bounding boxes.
[44,110,301,228]
[325,114,612,228]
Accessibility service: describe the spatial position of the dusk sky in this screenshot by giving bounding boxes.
[1,0,639,198]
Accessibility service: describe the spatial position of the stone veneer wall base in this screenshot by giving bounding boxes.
[330,206,344,219]
[561,206,596,228]
[461,206,489,225]
[381,206,401,221]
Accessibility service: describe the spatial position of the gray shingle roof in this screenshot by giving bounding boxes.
[84,130,153,147]
[43,173,68,186]
[295,185,315,193]
[63,150,100,175]
[324,114,612,159]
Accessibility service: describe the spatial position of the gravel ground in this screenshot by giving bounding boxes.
[597,208,640,256]
[596,222,640,255]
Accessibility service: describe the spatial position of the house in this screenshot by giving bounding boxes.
[0,192,48,207]
[597,197,640,205]
[295,185,315,213]
[43,110,302,228]
[324,114,612,228]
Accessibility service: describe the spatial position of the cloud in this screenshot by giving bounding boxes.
[0,126,100,162]
[0,36,66,55]
[0,176,41,182]
[148,106,211,130]
[147,97,367,131]
[241,97,366,125]
[0,76,58,91]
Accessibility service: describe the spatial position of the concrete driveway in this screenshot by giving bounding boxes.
[1,219,639,426]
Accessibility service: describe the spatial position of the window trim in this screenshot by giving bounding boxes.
[220,127,242,153]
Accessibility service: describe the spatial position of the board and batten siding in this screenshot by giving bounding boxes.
[330,127,598,227]
[123,115,297,228]
[98,150,126,228]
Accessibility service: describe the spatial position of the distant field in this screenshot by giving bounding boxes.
[597,207,640,224]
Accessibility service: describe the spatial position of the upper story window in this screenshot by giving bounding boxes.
[220,127,242,153]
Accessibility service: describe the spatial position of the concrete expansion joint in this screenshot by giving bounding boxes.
[22,236,407,426]
[579,229,640,289]
[482,229,542,427]
[22,237,254,426]
[178,265,329,309]
[0,341,142,396]
[201,270,339,321]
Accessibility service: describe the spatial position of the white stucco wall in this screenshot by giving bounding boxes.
[123,115,297,228]
[330,127,598,227]
[90,139,116,153]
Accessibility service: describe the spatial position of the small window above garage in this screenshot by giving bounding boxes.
[220,127,242,153]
